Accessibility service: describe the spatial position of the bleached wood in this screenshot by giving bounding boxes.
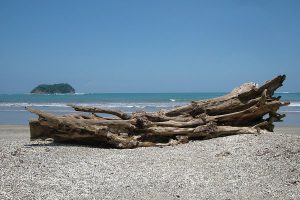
[26,75,289,148]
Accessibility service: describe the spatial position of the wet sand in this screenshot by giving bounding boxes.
[0,125,299,199]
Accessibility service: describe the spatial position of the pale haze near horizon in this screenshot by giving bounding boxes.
[0,0,299,93]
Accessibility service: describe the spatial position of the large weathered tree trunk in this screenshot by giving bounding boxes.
[26,75,289,148]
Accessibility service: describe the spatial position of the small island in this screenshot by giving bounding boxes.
[31,83,75,94]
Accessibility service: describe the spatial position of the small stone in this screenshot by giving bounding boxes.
[45,138,54,142]
[215,151,231,157]
[119,132,128,137]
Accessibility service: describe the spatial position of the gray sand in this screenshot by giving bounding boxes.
[0,125,299,200]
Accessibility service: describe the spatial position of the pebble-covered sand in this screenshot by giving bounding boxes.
[0,125,299,200]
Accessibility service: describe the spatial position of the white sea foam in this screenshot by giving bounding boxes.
[288,102,300,107]
[170,99,176,102]
[0,103,69,107]
[0,103,28,107]
[77,103,185,109]
[0,109,27,112]
[281,111,300,113]
[1,100,298,109]
[275,92,290,94]
[0,102,187,109]
[0,109,77,113]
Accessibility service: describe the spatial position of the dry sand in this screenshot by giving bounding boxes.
[0,125,299,200]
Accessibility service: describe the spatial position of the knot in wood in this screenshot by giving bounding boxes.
[135,117,149,129]
[194,122,217,134]
[132,112,149,129]
[189,104,205,117]
[121,113,132,120]
[194,113,207,122]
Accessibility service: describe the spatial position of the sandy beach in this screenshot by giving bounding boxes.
[0,125,299,199]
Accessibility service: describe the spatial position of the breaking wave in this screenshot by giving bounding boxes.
[0,102,187,110]
[288,102,300,107]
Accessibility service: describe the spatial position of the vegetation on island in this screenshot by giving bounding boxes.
[31,83,75,94]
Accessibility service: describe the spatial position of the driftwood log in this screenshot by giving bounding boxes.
[26,75,289,148]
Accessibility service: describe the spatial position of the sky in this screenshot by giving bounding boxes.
[0,0,299,93]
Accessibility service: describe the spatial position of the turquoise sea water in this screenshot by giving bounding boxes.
[0,93,299,125]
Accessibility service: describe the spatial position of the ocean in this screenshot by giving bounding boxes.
[0,93,299,125]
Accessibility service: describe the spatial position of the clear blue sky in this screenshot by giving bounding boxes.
[0,0,299,93]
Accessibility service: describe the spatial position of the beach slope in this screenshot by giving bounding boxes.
[0,125,299,199]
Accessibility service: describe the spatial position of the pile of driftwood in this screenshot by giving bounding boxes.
[26,75,289,148]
